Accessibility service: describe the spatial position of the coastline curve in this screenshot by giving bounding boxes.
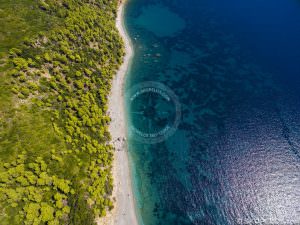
[99,1,138,225]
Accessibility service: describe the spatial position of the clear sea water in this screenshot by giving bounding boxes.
[123,0,300,224]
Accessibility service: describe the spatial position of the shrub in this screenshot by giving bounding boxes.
[12,57,28,70]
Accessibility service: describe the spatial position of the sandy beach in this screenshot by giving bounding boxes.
[97,1,138,225]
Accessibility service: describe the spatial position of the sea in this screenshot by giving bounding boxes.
[123,0,300,224]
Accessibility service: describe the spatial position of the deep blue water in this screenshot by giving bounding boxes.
[123,0,300,224]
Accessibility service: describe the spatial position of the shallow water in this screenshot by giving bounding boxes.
[124,0,300,224]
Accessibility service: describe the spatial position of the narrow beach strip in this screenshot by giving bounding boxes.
[98,1,138,225]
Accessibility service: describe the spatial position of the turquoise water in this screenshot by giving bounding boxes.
[124,0,300,224]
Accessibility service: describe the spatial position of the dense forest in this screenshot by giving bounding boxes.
[0,0,124,224]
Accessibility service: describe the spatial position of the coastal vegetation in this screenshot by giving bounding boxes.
[0,0,124,224]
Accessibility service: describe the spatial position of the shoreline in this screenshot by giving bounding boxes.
[98,1,138,225]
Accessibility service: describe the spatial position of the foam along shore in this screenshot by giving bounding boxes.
[97,1,138,225]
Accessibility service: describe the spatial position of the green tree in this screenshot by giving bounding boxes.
[40,203,55,222]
